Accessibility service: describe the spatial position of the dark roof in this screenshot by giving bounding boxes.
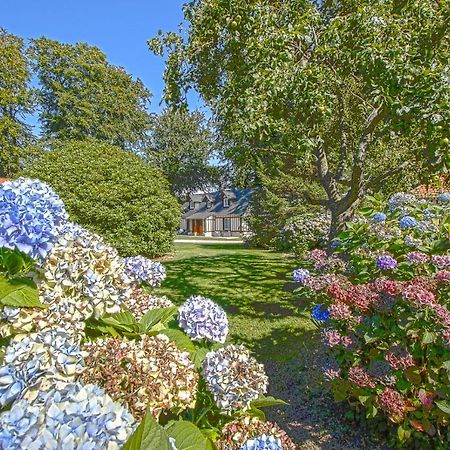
[182,188,252,219]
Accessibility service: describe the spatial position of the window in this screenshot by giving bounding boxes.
[189,201,194,209]
[223,197,229,207]
[224,217,231,231]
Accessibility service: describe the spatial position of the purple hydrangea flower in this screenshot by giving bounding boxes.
[406,251,429,265]
[178,296,229,343]
[292,268,310,283]
[0,178,68,260]
[312,305,330,321]
[124,256,166,287]
[376,255,398,270]
[399,216,418,229]
[241,435,283,450]
[372,212,387,223]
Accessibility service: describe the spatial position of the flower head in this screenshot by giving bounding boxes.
[312,304,330,321]
[81,334,198,420]
[385,346,414,370]
[126,287,174,319]
[240,435,283,450]
[178,296,229,343]
[372,212,387,223]
[348,365,376,388]
[376,255,398,270]
[406,251,430,265]
[124,256,166,287]
[292,268,310,283]
[0,381,136,449]
[377,388,407,422]
[437,192,450,204]
[0,329,85,407]
[399,216,418,229]
[0,178,68,260]
[431,255,450,270]
[202,345,268,414]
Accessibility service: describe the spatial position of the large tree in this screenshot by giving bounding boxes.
[0,29,33,177]
[145,108,222,198]
[29,38,152,150]
[150,0,449,238]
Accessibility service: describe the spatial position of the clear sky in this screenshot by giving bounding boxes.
[1,0,190,113]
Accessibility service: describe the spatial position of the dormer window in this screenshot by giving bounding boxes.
[189,201,194,209]
[206,201,211,209]
[223,197,229,208]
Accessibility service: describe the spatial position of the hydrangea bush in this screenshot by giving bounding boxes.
[293,191,450,446]
[0,177,292,449]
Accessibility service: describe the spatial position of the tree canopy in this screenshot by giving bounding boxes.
[0,28,33,176]
[150,0,449,237]
[29,38,152,150]
[145,108,221,198]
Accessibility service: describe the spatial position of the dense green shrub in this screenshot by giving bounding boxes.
[21,139,181,257]
[293,191,450,447]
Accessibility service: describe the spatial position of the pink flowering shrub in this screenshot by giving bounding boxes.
[293,193,450,445]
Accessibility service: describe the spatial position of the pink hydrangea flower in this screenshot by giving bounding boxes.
[329,302,352,320]
[385,346,415,370]
[322,329,343,348]
[348,365,376,388]
[406,251,430,265]
[436,270,450,284]
[377,388,407,421]
[432,255,450,269]
[403,285,436,307]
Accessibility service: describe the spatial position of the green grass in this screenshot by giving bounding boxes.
[158,243,316,361]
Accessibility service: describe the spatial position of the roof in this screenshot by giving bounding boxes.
[182,188,253,219]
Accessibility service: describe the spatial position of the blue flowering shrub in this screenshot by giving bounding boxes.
[292,191,450,447]
[0,177,295,449]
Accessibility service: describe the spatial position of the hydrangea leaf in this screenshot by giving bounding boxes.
[139,306,178,333]
[251,395,288,409]
[0,275,46,308]
[122,411,171,450]
[161,328,196,353]
[166,420,214,450]
[435,400,450,415]
[100,311,139,333]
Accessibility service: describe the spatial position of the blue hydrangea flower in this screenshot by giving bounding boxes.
[330,239,341,249]
[178,296,229,343]
[312,305,330,321]
[0,381,136,449]
[399,216,418,229]
[0,329,85,407]
[376,255,398,270]
[292,268,310,283]
[240,434,283,450]
[0,178,68,261]
[124,256,166,287]
[372,212,387,223]
[437,192,450,204]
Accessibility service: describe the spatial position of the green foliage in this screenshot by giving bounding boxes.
[0,273,45,309]
[122,412,171,450]
[29,37,152,149]
[21,139,181,257]
[145,109,221,198]
[0,28,33,176]
[151,0,449,237]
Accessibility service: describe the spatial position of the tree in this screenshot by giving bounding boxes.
[0,28,33,176]
[29,38,152,150]
[150,0,449,238]
[145,108,222,199]
[21,139,181,257]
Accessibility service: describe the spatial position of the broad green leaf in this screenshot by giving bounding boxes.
[122,411,171,450]
[251,395,288,409]
[435,400,450,415]
[161,329,196,353]
[166,421,214,450]
[100,311,138,332]
[0,276,46,308]
[139,307,178,333]
[422,331,437,345]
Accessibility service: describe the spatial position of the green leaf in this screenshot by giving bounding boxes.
[422,331,437,344]
[122,411,171,450]
[139,307,178,333]
[251,395,288,409]
[160,329,196,353]
[166,420,214,450]
[191,347,210,370]
[100,311,138,332]
[0,276,46,308]
[435,400,450,415]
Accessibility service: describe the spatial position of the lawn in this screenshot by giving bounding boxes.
[157,243,382,449]
[158,243,315,361]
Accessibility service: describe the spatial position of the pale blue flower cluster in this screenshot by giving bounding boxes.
[124,255,166,287]
[0,329,85,407]
[0,382,136,449]
[178,296,229,343]
[292,268,310,283]
[372,212,387,223]
[240,434,283,450]
[399,216,418,229]
[387,192,416,212]
[437,192,450,204]
[0,178,68,260]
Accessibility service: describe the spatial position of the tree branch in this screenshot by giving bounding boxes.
[366,161,411,190]
[335,92,348,181]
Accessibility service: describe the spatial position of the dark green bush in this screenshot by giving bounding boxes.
[21,139,181,257]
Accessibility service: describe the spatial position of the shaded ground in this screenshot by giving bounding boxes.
[158,243,386,449]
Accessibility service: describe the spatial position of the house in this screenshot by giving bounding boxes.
[181,188,253,237]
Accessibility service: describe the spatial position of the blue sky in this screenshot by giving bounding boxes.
[1,0,193,114]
